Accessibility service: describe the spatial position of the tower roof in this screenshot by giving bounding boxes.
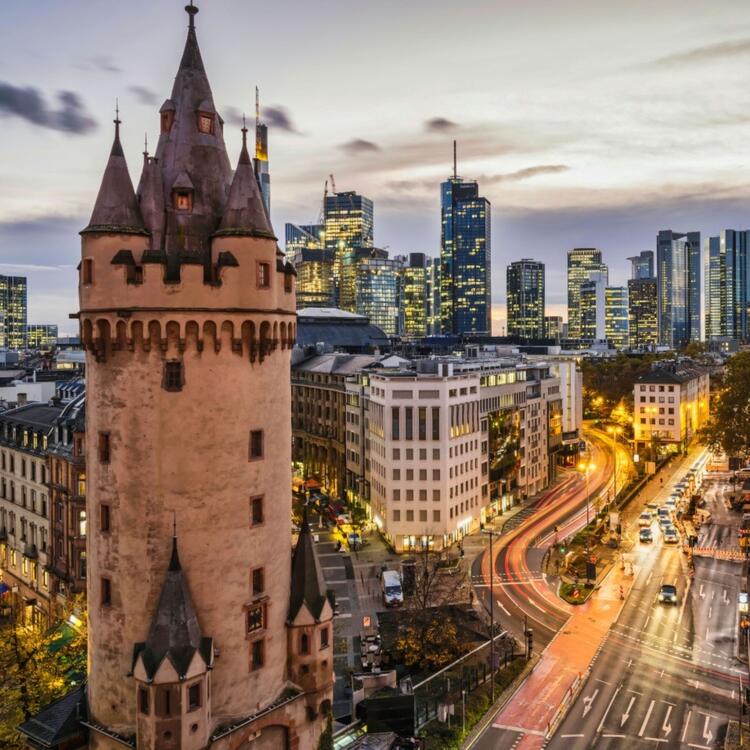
[288,508,331,622]
[215,123,275,239]
[136,535,211,680]
[83,115,148,236]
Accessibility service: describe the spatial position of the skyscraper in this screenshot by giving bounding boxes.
[544,315,563,341]
[705,230,749,343]
[285,222,323,263]
[440,146,491,335]
[427,256,442,335]
[628,251,654,280]
[567,249,607,341]
[253,86,270,216]
[355,253,401,336]
[324,189,374,299]
[26,323,58,349]
[628,277,658,349]
[506,259,545,339]
[340,246,386,313]
[50,6,333,748]
[0,274,28,350]
[285,223,335,308]
[580,270,607,343]
[402,253,429,338]
[605,286,629,350]
[656,230,701,348]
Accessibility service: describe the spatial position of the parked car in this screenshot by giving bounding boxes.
[639,527,653,543]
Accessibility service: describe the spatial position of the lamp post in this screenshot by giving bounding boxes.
[608,425,622,507]
[481,528,499,702]
[577,460,595,551]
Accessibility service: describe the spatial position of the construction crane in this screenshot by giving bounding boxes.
[329,173,337,195]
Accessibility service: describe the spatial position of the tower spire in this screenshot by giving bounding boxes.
[453,139,457,180]
[185,0,198,29]
[255,85,260,130]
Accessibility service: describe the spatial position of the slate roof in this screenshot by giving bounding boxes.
[0,402,63,429]
[17,685,86,748]
[292,353,381,376]
[296,309,390,352]
[288,510,332,622]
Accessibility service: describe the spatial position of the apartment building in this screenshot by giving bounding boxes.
[633,363,710,453]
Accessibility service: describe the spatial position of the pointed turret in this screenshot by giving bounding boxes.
[154,1,232,256]
[215,122,274,239]
[289,508,331,622]
[83,114,147,236]
[136,139,166,249]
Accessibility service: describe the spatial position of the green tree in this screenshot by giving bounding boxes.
[317,711,333,750]
[0,595,87,749]
[700,351,750,460]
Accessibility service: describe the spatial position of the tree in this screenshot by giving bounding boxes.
[0,595,87,749]
[700,351,750,460]
[317,711,333,750]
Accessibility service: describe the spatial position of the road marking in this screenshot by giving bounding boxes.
[582,688,599,717]
[661,705,673,738]
[705,625,710,641]
[699,584,705,599]
[559,735,584,738]
[724,589,730,605]
[644,615,651,629]
[647,571,653,585]
[595,678,612,685]
[702,714,714,744]
[711,590,715,601]
[621,696,636,726]
[496,599,510,616]
[602,734,626,738]
[597,683,622,733]
[708,606,712,619]
[639,700,655,737]
[643,739,668,744]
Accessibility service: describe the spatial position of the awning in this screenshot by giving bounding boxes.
[0,582,9,595]
[304,478,321,489]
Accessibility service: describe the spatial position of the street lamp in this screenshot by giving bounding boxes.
[577,460,596,551]
[607,425,622,507]
[481,528,500,703]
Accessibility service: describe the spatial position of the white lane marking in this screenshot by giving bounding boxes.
[560,735,584,738]
[639,700,655,737]
[496,599,511,616]
[597,683,622,733]
[602,734,626,739]
[661,705,673,738]
[582,688,599,717]
[699,584,705,599]
[620,696,636,726]
[702,714,714,744]
[711,590,715,601]
[647,571,653,585]
[644,615,651,629]
[705,625,710,641]
[708,606,712,619]
[680,708,691,743]
[724,589,730,605]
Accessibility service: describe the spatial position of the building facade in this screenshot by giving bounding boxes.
[440,171,492,335]
[402,253,429,338]
[605,286,629,350]
[628,277,658,349]
[628,251,654,280]
[285,222,322,262]
[27,324,59,350]
[579,270,607,343]
[705,230,748,344]
[656,230,701,348]
[254,87,270,216]
[355,253,401,337]
[0,274,28,350]
[294,248,335,309]
[427,256,442,336]
[506,259,545,340]
[567,249,606,341]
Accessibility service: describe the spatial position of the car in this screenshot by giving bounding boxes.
[658,583,678,604]
[657,507,670,520]
[663,527,679,544]
[646,502,659,513]
[659,517,673,531]
[665,497,677,510]
[639,527,653,543]
[638,511,652,527]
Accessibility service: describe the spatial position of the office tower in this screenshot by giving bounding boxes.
[0,274,28,350]
[506,259,545,339]
[355,253,401,336]
[628,251,654,280]
[605,286,629,349]
[338,246,386,313]
[440,144,492,335]
[285,223,334,307]
[324,189,374,297]
[705,230,749,343]
[426,256,442,335]
[253,87,270,216]
[567,249,607,341]
[26,323,58,349]
[656,230,701,348]
[580,270,607,343]
[402,253,429,338]
[64,6,333,748]
[544,316,563,341]
[285,222,323,262]
[628,278,658,349]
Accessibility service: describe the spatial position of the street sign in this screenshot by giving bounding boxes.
[740,592,749,614]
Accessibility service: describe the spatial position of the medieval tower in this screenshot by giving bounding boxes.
[77,4,333,748]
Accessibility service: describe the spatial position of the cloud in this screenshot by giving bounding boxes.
[645,37,750,68]
[263,105,300,134]
[339,138,380,155]
[223,106,245,127]
[479,164,570,183]
[425,117,458,132]
[128,85,158,106]
[77,55,122,74]
[0,82,97,134]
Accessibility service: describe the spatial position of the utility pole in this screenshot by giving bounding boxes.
[482,528,499,702]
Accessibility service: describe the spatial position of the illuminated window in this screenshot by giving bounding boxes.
[247,604,265,633]
[78,511,86,538]
[197,113,214,135]
[174,191,193,212]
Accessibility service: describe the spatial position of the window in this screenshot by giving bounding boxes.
[257,262,270,288]
[197,113,214,134]
[160,688,172,717]
[161,110,174,133]
[300,633,310,655]
[252,567,264,596]
[419,469,427,481]
[139,688,150,715]
[393,510,400,522]
[78,511,86,538]
[406,510,414,522]
[420,510,427,522]
[249,430,263,460]
[100,504,110,532]
[433,490,440,501]
[284,273,292,293]
[79,552,86,579]
[393,468,400,480]
[320,627,329,649]
[98,432,110,464]
[188,683,201,712]
[251,639,265,670]
[433,469,440,480]
[250,496,264,525]
[433,510,441,522]
[164,361,184,392]
[247,604,265,633]
[405,407,413,440]
[391,407,399,440]
[82,258,93,285]
[174,191,193,211]
[418,407,427,440]
[101,577,111,607]
[432,407,440,440]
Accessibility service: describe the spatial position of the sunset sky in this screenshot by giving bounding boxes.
[2,0,750,333]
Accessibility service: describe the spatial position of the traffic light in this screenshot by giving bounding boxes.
[525,628,533,659]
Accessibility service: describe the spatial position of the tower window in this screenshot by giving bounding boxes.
[161,111,174,134]
[82,258,93,285]
[98,432,110,464]
[163,361,184,392]
[252,567,264,596]
[139,688,150,715]
[101,577,111,607]
[174,190,193,212]
[284,273,292,293]
[247,604,265,633]
[187,683,201,712]
[250,496,264,526]
[250,638,265,671]
[257,262,270,288]
[300,633,310,655]
[249,430,263,460]
[100,503,110,532]
[197,112,214,135]
[320,627,329,649]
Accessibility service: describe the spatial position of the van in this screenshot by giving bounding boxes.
[382,570,404,607]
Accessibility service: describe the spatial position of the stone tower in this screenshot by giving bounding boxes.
[78,4,332,748]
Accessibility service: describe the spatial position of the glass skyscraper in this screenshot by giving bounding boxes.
[628,251,654,280]
[27,324,58,350]
[285,223,323,262]
[628,278,658,349]
[567,249,607,341]
[705,230,749,343]
[401,253,429,338]
[285,223,335,309]
[355,254,401,337]
[605,286,629,350]
[0,275,27,350]
[426,257,442,336]
[506,259,545,339]
[439,175,491,335]
[579,270,607,343]
[656,230,701,348]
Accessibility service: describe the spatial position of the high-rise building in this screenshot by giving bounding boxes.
[705,230,749,343]
[0,274,28,350]
[285,222,323,262]
[339,246,386,313]
[506,259,545,340]
[605,286,629,350]
[355,252,401,336]
[628,278,658,349]
[402,253,429,338]
[579,270,607,343]
[440,149,491,335]
[324,190,374,297]
[544,316,563,341]
[567,249,606,341]
[37,7,333,749]
[286,223,334,308]
[427,256,442,335]
[253,86,270,216]
[26,323,58,349]
[656,230,701,348]
[628,251,654,280]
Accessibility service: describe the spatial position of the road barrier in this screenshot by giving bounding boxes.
[545,671,583,739]
[692,547,745,562]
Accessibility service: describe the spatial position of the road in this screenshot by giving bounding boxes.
[548,453,749,749]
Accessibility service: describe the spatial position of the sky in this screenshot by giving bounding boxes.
[2,0,750,335]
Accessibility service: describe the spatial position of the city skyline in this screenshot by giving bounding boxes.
[3,0,750,332]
